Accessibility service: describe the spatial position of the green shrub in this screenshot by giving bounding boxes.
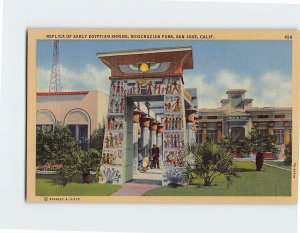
[187,142,238,187]
[284,143,292,166]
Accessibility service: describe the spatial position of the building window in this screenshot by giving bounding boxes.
[275,115,285,119]
[258,115,269,119]
[36,124,54,131]
[274,121,284,128]
[64,109,90,150]
[274,129,284,145]
[257,129,268,134]
[68,125,76,138]
[256,122,268,133]
[207,129,218,143]
[67,124,88,150]
[196,130,202,143]
[207,116,218,119]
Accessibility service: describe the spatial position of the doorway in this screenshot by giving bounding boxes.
[231,127,245,138]
[127,96,164,186]
[100,77,187,186]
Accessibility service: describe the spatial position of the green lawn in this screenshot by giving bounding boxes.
[36,179,121,196]
[144,161,291,196]
[264,160,291,170]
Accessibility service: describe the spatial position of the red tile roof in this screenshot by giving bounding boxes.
[37,91,89,96]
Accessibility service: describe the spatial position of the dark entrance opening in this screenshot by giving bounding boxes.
[125,95,164,186]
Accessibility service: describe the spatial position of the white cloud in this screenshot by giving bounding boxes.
[37,64,111,94]
[253,71,291,107]
[37,65,291,109]
[185,69,253,109]
[216,69,253,93]
[185,69,291,109]
[36,67,51,91]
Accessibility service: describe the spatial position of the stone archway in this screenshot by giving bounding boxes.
[97,47,194,186]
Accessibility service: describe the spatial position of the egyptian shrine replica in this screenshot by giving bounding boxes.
[97,47,197,185]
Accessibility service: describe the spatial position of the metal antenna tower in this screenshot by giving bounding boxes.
[49,40,62,92]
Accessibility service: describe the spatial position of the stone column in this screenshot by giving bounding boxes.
[100,81,127,185]
[123,98,134,182]
[185,109,197,145]
[268,122,274,135]
[162,77,187,186]
[142,127,150,157]
[132,109,142,174]
[141,116,151,158]
[157,125,163,161]
[150,120,158,147]
[156,132,162,151]
[252,122,257,132]
[132,122,139,174]
[217,122,222,142]
[151,130,157,146]
[186,122,194,145]
[202,123,207,144]
[284,122,290,145]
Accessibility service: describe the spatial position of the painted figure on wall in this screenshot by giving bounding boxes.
[107,117,123,130]
[103,132,123,149]
[164,115,183,130]
[164,133,184,148]
[102,149,122,165]
[164,96,182,113]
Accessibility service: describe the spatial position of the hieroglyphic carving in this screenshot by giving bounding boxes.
[101,76,187,185]
[162,77,187,185]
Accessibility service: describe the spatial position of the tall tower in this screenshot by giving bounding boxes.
[49,40,62,92]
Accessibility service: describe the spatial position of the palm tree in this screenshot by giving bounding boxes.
[186,141,238,187]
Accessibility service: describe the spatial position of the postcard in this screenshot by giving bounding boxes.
[26,29,299,203]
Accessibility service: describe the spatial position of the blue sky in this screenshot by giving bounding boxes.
[36,40,292,108]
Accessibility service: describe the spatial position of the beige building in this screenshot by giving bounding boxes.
[196,89,292,159]
[36,90,109,149]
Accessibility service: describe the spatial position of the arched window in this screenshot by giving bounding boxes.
[64,109,91,150]
[36,110,56,130]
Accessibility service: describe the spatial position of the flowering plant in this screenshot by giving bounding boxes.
[36,163,63,171]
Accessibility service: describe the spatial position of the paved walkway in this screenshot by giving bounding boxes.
[133,168,162,180]
[112,168,162,196]
[112,182,159,196]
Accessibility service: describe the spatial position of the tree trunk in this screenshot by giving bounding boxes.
[204,177,211,186]
[256,152,264,171]
[82,171,90,183]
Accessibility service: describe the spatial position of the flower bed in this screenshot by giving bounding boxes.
[36,164,63,172]
[36,173,97,184]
